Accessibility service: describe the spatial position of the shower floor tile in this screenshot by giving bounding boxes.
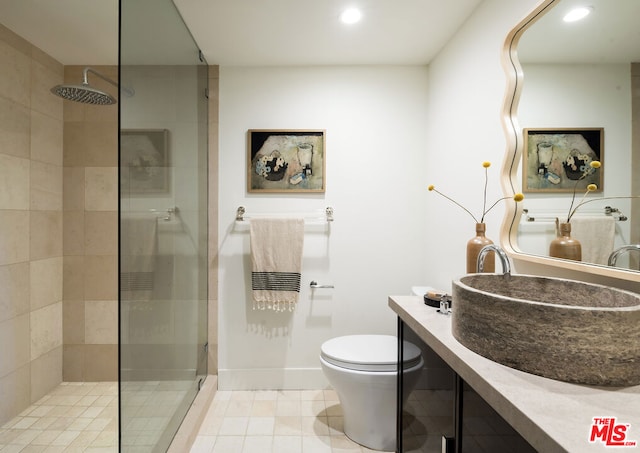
[0,382,118,453]
[120,379,195,450]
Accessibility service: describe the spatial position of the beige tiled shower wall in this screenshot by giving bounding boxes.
[0,24,64,424]
[62,65,118,382]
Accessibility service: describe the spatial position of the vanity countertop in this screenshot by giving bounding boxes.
[389,295,640,453]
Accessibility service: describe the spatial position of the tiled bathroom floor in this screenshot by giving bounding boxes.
[0,382,118,452]
[190,389,387,453]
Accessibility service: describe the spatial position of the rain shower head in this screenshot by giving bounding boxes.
[50,67,132,105]
[51,83,116,105]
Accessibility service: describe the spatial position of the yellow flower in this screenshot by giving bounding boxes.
[428,161,523,223]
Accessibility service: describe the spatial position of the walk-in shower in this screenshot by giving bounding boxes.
[0,54,121,453]
[0,0,208,450]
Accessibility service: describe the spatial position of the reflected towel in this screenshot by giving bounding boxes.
[250,218,304,311]
[570,216,616,265]
[120,215,158,298]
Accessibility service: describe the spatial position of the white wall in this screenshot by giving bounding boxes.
[217,66,430,389]
[216,0,640,389]
[423,0,542,289]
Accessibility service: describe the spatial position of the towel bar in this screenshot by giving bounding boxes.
[522,206,626,222]
[236,206,334,223]
[310,281,334,289]
[149,207,177,221]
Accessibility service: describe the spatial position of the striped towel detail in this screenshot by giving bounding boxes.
[252,272,301,293]
[120,271,154,292]
[250,218,304,312]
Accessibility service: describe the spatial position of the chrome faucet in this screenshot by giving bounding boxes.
[477,244,512,275]
[608,244,640,267]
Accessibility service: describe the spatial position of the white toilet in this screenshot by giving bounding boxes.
[320,334,423,451]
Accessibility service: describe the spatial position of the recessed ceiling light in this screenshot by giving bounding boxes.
[563,6,593,23]
[340,7,362,25]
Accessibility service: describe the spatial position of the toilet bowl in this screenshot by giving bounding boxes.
[320,335,423,451]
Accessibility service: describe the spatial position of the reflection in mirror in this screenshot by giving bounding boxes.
[506,0,640,272]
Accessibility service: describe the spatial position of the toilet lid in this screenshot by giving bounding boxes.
[320,335,422,372]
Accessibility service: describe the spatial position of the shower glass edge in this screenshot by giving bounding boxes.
[118,0,209,451]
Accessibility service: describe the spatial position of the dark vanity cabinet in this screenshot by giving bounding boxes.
[397,319,537,453]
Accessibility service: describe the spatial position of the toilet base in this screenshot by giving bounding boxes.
[321,356,423,451]
[343,404,395,451]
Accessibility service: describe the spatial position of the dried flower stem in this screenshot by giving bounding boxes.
[428,162,523,224]
[430,188,480,223]
[481,166,489,222]
[565,179,581,223]
[483,196,513,219]
[566,160,602,222]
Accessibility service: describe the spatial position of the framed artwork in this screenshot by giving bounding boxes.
[120,129,170,194]
[523,128,603,193]
[247,129,326,193]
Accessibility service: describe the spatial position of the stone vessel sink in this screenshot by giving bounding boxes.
[451,274,640,387]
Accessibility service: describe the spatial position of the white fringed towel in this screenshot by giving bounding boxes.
[250,218,304,311]
[570,216,616,265]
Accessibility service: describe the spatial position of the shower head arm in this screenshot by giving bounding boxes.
[82,67,117,88]
[82,67,134,97]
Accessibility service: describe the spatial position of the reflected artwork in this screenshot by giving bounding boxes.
[523,128,603,193]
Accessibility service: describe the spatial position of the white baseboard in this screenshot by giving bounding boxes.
[218,367,329,390]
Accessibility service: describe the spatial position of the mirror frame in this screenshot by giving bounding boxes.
[500,0,640,283]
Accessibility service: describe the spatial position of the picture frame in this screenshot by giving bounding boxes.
[522,128,603,193]
[247,129,326,193]
[120,129,170,194]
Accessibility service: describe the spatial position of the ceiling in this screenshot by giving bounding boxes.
[0,0,482,66]
[1,0,638,67]
[0,0,119,65]
[172,0,482,66]
[517,0,640,64]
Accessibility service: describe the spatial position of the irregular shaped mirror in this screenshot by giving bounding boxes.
[504,0,640,275]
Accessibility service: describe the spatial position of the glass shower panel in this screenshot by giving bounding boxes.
[119,0,208,451]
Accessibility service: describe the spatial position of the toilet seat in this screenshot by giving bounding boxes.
[320,335,421,372]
